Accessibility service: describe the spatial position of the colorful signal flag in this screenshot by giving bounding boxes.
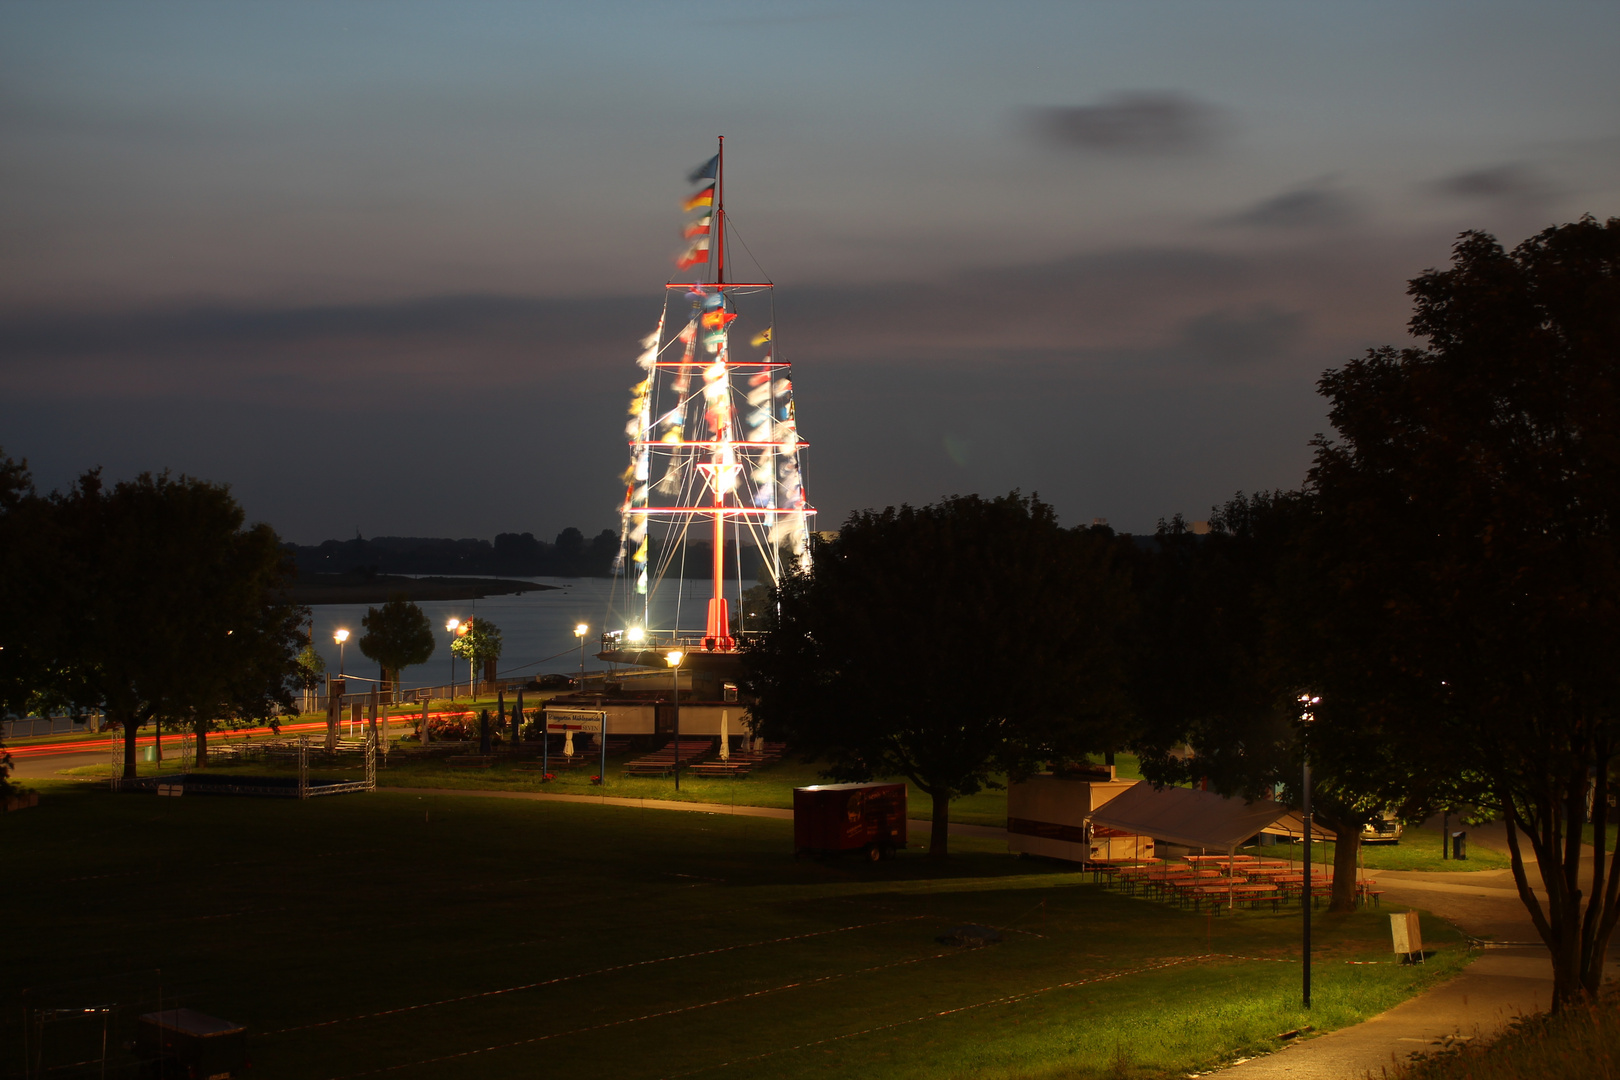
[683,185,715,212]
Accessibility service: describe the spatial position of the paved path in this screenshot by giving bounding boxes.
[1215,866,1578,1079]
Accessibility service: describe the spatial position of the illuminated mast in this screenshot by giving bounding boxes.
[613,138,815,653]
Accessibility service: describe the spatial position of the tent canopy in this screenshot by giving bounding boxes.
[1089,782,1323,852]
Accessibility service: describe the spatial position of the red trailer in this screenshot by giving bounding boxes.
[793,782,907,860]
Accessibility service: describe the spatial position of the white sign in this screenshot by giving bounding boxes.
[547,709,604,734]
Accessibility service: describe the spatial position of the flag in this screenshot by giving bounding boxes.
[676,236,710,269]
[683,215,712,239]
[751,327,773,347]
[683,185,715,212]
[687,154,719,184]
[702,310,739,330]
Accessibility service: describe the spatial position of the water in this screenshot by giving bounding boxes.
[305,575,744,691]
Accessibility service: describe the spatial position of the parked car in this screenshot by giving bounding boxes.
[1361,813,1405,843]
[534,673,576,690]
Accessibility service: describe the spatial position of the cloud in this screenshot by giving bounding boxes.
[1162,306,1305,367]
[1225,183,1358,230]
[1027,92,1226,154]
[1431,163,1551,203]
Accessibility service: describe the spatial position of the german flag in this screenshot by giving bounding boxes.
[683,185,715,212]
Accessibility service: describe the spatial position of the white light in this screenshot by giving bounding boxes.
[446,618,460,632]
[334,629,349,644]
[626,626,645,643]
[575,623,589,637]
[666,650,684,667]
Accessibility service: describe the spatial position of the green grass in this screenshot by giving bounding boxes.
[7,781,1470,1080]
[58,742,1016,826]
[1238,827,1511,873]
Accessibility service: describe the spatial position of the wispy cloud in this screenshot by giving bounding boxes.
[1431,163,1552,204]
[1026,92,1228,155]
[1224,182,1358,230]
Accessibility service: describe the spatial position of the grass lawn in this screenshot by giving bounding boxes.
[1239,827,1512,873]
[8,780,1469,1080]
[55,739,1016,827]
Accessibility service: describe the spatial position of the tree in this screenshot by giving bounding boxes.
[1132,496,1447,911]
[48,470,306,778]
[1309,217,1620,1006]
[358,595,435,697]
[295,641,326,700]
[450,617,503,694]
[745,492,1135,857]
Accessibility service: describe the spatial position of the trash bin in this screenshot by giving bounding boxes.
[1451,831,1467,860]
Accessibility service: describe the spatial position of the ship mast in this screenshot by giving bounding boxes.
[701,135,732,650]
[612,139,815,658]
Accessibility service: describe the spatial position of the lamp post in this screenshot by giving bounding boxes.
[575,623,589,691]
[445,618,460,700]
[666,650,684,791]
[1299,693,1321,1009]
[334,628,349,677]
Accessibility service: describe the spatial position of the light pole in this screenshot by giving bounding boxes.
[1299,692,1321,1010]
[666,650,684,791]
[445,618,461,700]
[575,623,590,691]
[334,628,349,677]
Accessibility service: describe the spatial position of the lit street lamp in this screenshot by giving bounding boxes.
[445,618,461,700]
[575,623,590,691]
[666,650,684,791]
[1299,692,1321,1009]
[334,628,349,677]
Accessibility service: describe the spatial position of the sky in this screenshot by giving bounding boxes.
[3,1,1617,543]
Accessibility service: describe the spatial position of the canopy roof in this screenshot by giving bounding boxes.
[1089,782,1326,851]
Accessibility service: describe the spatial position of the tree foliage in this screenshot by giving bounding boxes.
[34,470,306,776]
[450,617,503,667]
[1308,217,1620,1005]
[745,492,1135,857]
[358,595,435,688]
[1132,495,1449,910]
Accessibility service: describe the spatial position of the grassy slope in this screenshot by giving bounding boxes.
[7,782,1468,1080]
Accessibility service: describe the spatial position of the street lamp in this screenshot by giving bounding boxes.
[575,623,590,690]
[445,618,461,700]
[626,625,645,644]
[334,628,349,677]
[1299,692,1321,1009]
[666,650,684,791]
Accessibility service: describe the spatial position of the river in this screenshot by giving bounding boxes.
[306,575,745,691]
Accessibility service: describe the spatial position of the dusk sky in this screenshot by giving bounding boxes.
[3,1,1616,544]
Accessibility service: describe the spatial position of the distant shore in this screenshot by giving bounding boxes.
[285,574,558,605]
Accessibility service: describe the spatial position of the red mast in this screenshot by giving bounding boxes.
[703,135,732,649]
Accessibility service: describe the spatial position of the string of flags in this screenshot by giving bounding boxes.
[614,150,812,594]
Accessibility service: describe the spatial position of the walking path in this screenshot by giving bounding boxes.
[1214,865,1577,1079]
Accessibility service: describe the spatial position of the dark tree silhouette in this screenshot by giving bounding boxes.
[49,471,305,778]
[1132,495,1447,911]
[745,492,1135,857]
[358,595,435,695]
[1309,217,1620,1006]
